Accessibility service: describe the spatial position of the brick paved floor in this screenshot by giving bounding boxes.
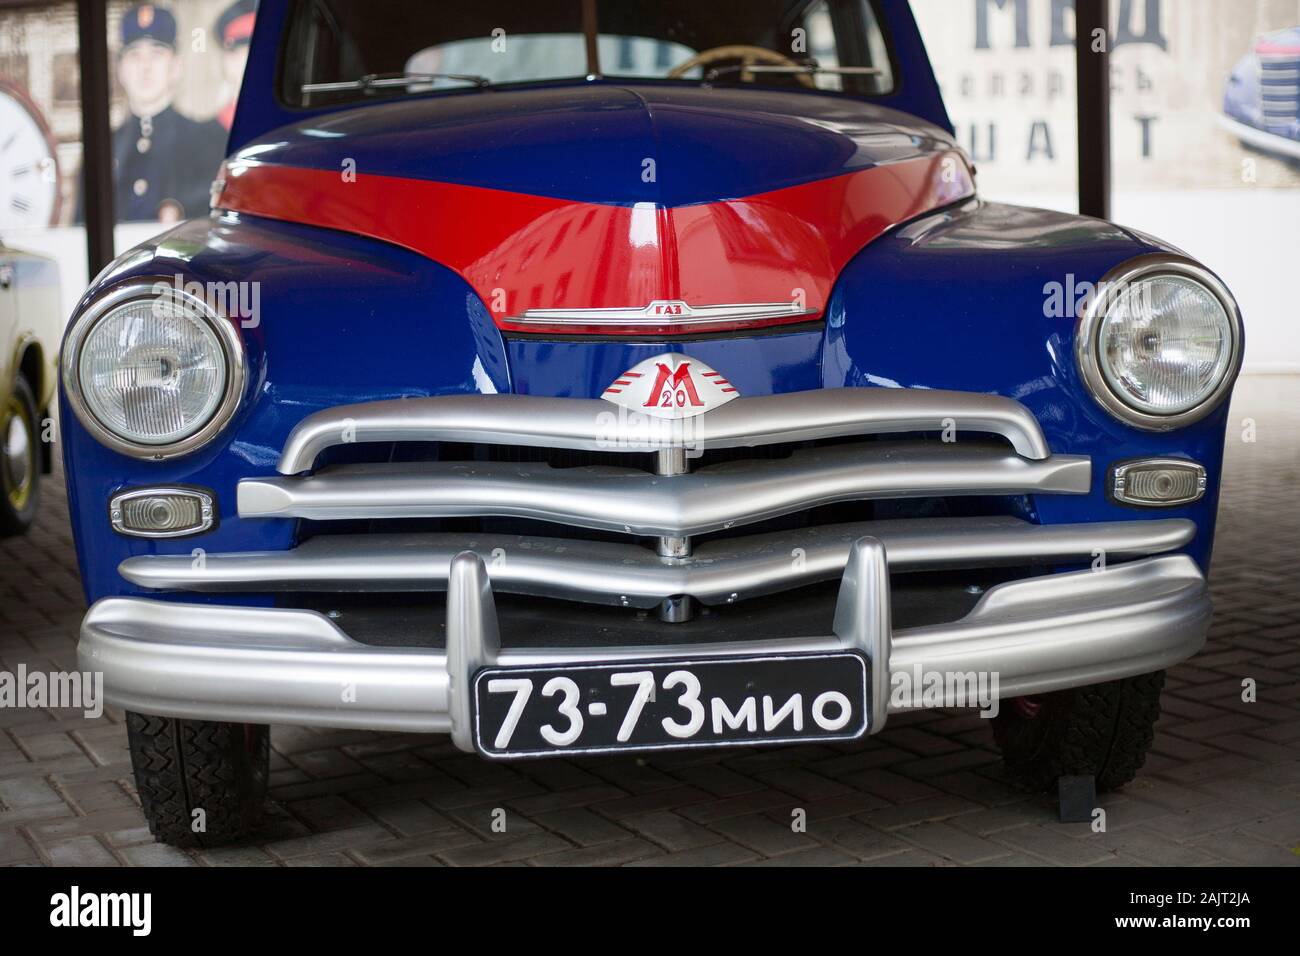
[1,375,1297,867]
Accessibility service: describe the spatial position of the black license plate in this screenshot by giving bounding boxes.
[472,652,869,758]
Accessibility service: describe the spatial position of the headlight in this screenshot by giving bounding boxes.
[1076,258,1242,430]
[63,283,245,458]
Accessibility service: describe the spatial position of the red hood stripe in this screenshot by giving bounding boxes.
[217,155,974,333]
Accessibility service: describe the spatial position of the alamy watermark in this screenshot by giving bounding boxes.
[595,404,705,456]
[50,886,151,936]
[153,273,261,328]
[0,665,103,719]
[1042,273,1158,320]
[889,664,1000,718]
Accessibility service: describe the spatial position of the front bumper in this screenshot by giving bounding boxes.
[78,541,1211,752]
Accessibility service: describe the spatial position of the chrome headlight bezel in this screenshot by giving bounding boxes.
[1075,256,1243,431]
[61,281,246,460]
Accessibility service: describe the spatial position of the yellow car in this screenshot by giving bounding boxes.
[0,239,60,535]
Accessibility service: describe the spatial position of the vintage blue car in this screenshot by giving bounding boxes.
[1222,27,1300,161]
[62,0,1243,846]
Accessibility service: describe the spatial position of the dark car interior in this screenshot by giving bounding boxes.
[282,0,894,107]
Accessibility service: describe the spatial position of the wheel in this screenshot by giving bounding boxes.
[0,373,40,536]
[992,671,1165,792]
[126,712,270,847]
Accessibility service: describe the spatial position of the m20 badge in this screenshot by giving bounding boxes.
[602,352,740,420]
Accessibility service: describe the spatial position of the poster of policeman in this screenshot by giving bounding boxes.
[0,0,256,231]
[96,0,255,223]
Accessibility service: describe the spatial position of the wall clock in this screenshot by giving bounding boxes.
[0,79,62,229]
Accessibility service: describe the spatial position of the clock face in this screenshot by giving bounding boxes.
[0,82,61,229]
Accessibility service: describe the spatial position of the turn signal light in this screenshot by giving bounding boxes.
[110,488,216,538]
[1110,460,1206,507]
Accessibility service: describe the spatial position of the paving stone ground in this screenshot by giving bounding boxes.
[1,375,1296,867]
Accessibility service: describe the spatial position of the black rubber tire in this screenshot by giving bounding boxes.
[993,671,1165,792]
[0,374,40,537]
[126,712,270,847]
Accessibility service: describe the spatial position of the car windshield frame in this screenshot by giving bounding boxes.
[275,0,902,111]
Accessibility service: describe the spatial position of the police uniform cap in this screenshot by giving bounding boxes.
[216,0,257,51]
[121,4,178,50]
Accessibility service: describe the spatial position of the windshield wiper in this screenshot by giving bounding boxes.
[301,72,491,95]
[702,60,884,83]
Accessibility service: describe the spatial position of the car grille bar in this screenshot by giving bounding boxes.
[239,441,1090,536]
[121,517,1197,608]
[274,388,1059,474]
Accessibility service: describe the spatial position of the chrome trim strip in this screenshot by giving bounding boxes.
[276,388,1058,473]
[1074,255,1244,432]
[505,301,819,329]
[120,517,1196,608]
[241,443,1091,536]
[61,281,247,461]
[80,554,1211,738]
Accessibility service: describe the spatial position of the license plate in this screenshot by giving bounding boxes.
[471,652,869,758]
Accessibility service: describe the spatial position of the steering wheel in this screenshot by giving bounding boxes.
[666,45,816,88]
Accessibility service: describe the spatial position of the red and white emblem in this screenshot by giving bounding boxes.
[602,353,740,420]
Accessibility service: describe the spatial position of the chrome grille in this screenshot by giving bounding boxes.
[272,387,1059,474]
[117,388,1193,626]
[235,441,1090,536]
[122,517,1195,609]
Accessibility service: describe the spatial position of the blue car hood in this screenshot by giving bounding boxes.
[234,82,959,206]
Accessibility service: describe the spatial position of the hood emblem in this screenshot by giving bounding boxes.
[510,300,817,331]
[602,353,740,420]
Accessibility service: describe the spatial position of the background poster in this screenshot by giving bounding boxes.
[912,0,1300,369]
[1,0,254,312]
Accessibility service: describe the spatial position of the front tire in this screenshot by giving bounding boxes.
[0,373,40,536]
[993,671,1165,792]
[127,712,270,847]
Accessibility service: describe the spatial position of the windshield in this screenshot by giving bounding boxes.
[280,0,895,108]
